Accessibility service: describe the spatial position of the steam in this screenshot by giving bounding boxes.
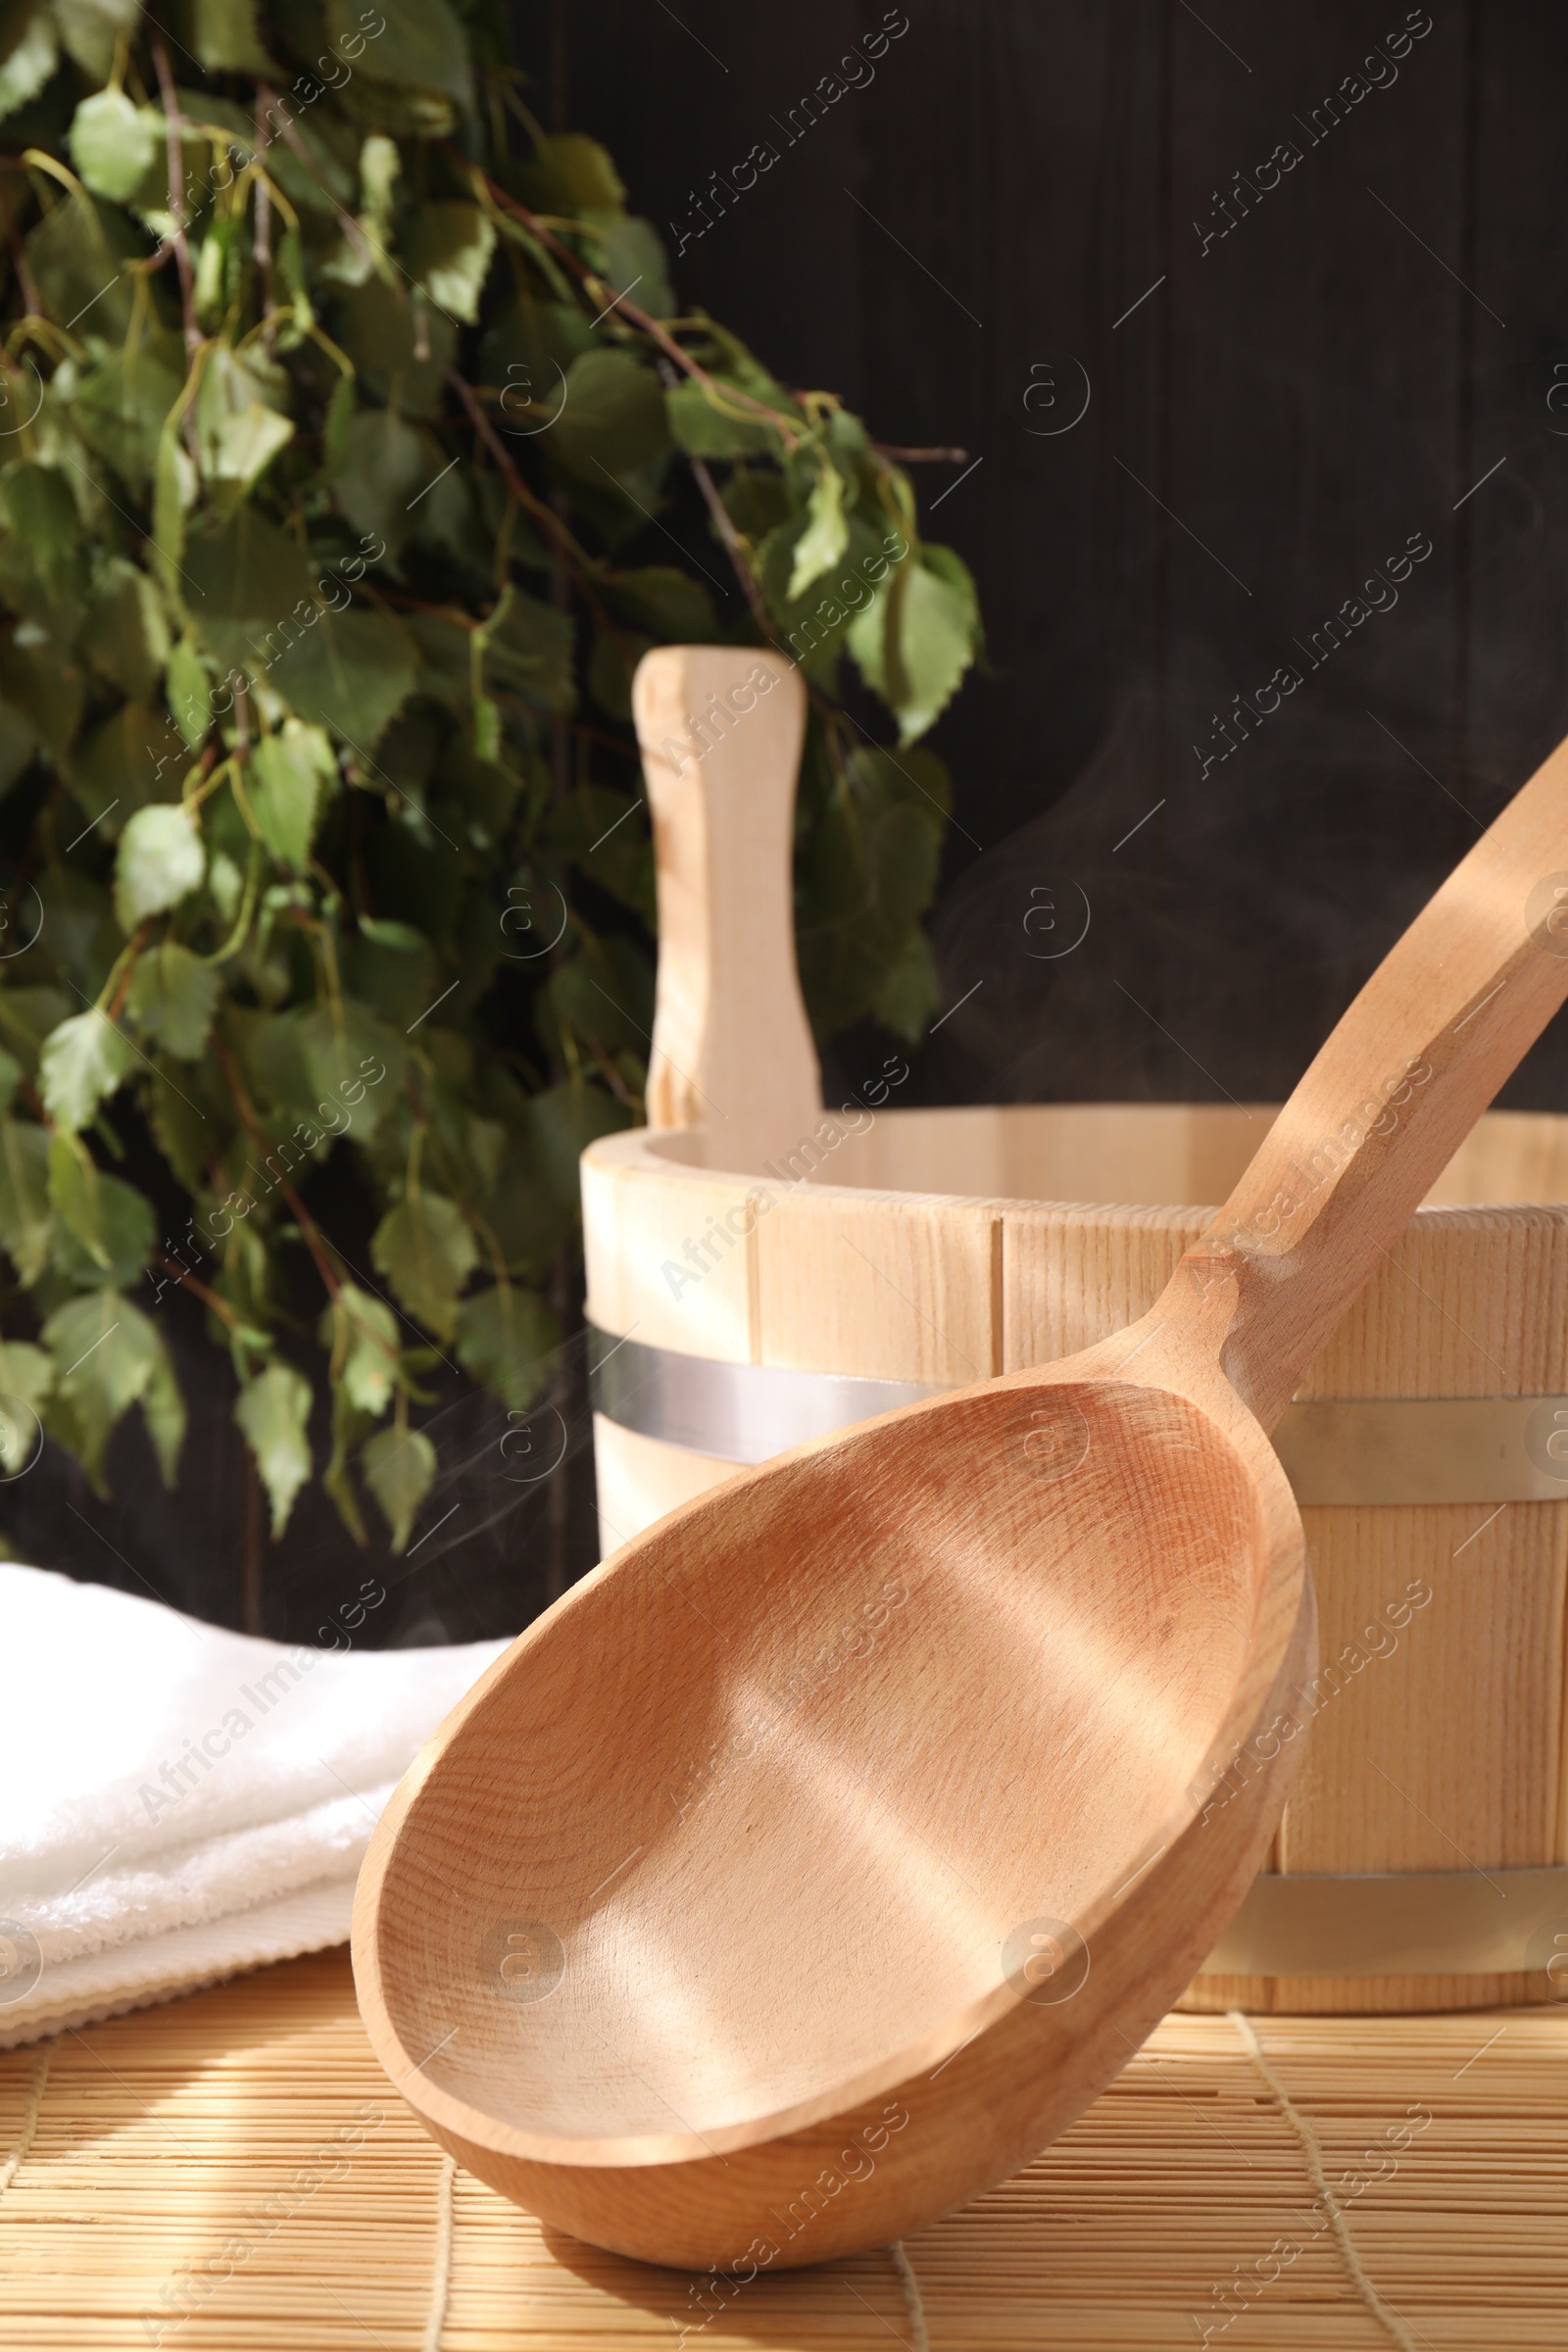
[922,668,1504,1108]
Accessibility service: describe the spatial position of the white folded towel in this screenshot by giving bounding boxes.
[0,1563,509,2046]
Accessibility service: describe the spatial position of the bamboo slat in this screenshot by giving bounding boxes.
[0,1952,1563,2349]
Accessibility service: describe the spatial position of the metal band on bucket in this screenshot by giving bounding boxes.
[1203,1864,1568,1979]
[588,1327,1568,1502]
[588,1327,943,1462]
[589,1328,1568,1984]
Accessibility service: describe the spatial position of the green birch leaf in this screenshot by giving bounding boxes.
[0,6,58,122]
[46,1126,103,1259]
[869,927,941,1043]
[454,1283,557,1413]
[518,131,625,214]
[152,417,194,611]
[247,720,336,867]
[114,801,205,931]
[334,273,456,415]
[332,406,439,563]
[0,632,83,760]
[199,396,293,492]
[600,564,715,641]
[270,607,416,749]
[167,635,211,750]
[87,557,172,702]
[525,1077,627,1204]
[145,1061,216,1191]
[360,1421,435,1552]
[786,461,849,600]
[357,131,399,243]
[41,1290,163,1486]
[322,1381,371,1544]
[234,1359,314,1537]
[850,543,981,745]
[69,342,182,492]
[0,1116,51,1283]
[51,1157,154,1290]
[319,368,357,483]
[71,703,179,840]
[0,1339,52,1402]
[549,349,669,480]
[326,0,472,114]
[370,1189,477,1340]
[761,510,895,683]
[318,1280,399,1416]
[182,505,311,678]
[53,0,139,78]
[191,0,271,73]
[479,587,576,713]
[0,1340,52,1471]
[0,987,70,1073]
[25,190,139,350]
[0,463,79,599]
[296,1000,406,1141]
[38,1007,134,1133]
[125,942,222,1059]
[239,1004,316,1128]
[665,376,779,460]
[141,1328,186,1486]
[357,916,424,952]
[70,88,163,206]
[404,201,495,324]
[194,346,296,496]
[597,215,674,320]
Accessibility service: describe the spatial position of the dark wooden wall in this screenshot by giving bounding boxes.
[523,0,1568,1109]
[19,6,1568,1637]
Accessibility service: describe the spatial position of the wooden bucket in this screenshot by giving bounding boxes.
[581,648,1568,2014]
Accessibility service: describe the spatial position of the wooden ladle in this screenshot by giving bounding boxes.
[355,733,1568,2272]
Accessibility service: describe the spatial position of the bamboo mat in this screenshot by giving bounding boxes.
[0,1953,1563,2350]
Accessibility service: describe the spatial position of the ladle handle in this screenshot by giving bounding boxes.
[634,646,820,1169]
[1177,732,1568,1430]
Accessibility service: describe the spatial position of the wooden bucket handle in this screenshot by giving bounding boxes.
[633,646,821,1168]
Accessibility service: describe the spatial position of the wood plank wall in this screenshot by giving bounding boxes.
[527,1,1568,1111]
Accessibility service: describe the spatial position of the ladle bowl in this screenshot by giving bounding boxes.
[354,1341,1309,2268]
